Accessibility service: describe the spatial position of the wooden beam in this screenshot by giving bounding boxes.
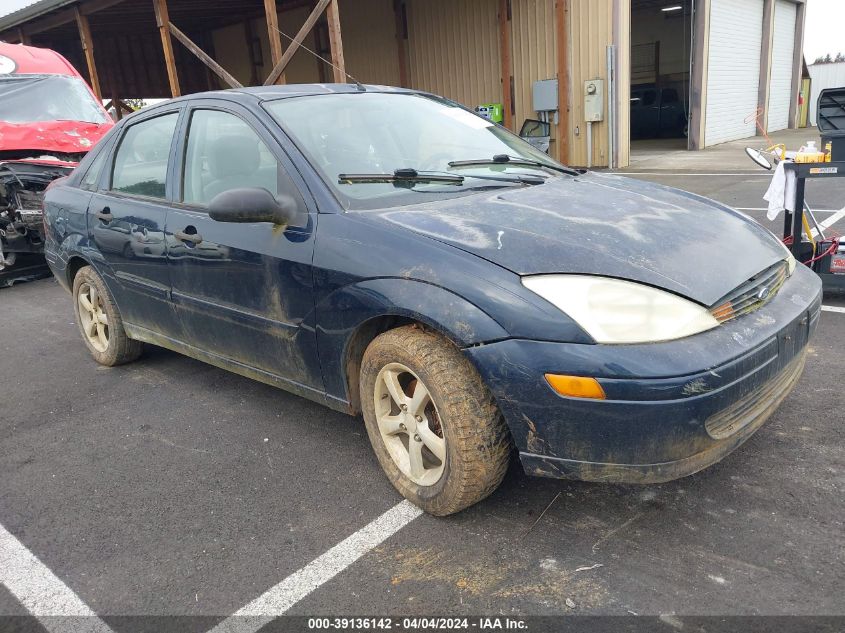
[555,0,569,164]
[17,27,31,45]
[498,0,513,130]
[394,0,408,87]
[74,7,102,100]
[264,0,286,84]
[19,0,126,37]
[244,19,260,86]
[168,22,243,89]
[325,0,346,82]
[152,0,180,97]
[264,0,331,86]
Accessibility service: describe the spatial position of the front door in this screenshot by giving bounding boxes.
[166,104,322,392]
[89,109,183,338]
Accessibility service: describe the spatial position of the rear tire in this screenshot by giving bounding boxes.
[360,326,511,516]
[72,265,142,366]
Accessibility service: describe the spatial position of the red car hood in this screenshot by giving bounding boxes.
[0,120,111,155]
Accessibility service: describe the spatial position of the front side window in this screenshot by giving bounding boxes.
[111,113,179,199]
[182,109,279,206]
[0,74,109,124]
[265,92,567,210]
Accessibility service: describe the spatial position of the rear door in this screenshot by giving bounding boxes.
[166,100,322,392]
[88,107,183,338]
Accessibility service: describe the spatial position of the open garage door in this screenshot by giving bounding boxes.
[704,0,763,146]
[768,0,797,132]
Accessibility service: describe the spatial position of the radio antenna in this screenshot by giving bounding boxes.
[270,25,366,91]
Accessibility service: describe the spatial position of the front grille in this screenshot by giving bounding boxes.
[704,353,805,440]
[710,261,788,324]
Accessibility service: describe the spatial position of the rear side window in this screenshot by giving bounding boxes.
[80,149,107,191]
[111,112,179,199]
[182,109,279,206]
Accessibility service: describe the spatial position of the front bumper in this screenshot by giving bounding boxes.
[465,265,823,483]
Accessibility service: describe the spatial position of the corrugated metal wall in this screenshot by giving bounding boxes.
[340,0,401,86]
[406,0,502,109]
[208,0,632,168]
[213,0,400,88]
[567,0,613,167]
[511,0,557,130]
[213,7,322,86]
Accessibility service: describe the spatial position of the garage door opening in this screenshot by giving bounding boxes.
[630,0,693,155]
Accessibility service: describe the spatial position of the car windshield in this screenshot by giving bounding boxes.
[0,74,108,125]
[265,92,568,210]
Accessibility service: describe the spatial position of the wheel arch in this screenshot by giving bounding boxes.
[316,277,510,414]
[66,255,90,287]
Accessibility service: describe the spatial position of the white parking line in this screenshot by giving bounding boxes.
[622,172,771,177]
[0,522,115,633]
[822,306,845,314]
[736,207,841,214]
[820,208,845,229]
[208,500,423,633]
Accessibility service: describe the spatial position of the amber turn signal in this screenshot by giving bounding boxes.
[544,374,607,400]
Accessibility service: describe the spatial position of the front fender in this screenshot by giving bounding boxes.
[316,277,509,402]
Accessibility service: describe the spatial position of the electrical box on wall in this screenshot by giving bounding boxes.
[532,79,559,113]
[584,79,604,122]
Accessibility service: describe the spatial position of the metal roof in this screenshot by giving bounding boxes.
[0,0,77,33]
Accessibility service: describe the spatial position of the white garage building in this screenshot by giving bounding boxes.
[635,0,806,154]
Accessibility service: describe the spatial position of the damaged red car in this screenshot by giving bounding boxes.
[0,42,112,286]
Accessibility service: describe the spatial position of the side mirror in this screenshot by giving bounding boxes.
[208,188,297,225]
[745,147,773,170]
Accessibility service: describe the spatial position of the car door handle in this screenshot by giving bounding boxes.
[175,230,203,245]
[95,208,113,222]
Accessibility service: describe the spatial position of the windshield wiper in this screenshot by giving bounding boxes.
[448,154,581,176]
[337,168,546,187]
[339,168,464,186]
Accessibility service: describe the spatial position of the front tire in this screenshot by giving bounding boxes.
[360,326,511,516]
[72,265,142,366]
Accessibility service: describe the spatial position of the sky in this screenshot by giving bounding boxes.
[0,0,843,62]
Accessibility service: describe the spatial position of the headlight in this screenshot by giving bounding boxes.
[522,275,720,344]
[786,252,797,276]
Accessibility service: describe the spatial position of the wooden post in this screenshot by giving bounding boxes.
[394,0,408,87]
[325,0,346,82]
[17,28,31,45]
[555,0,569,164]
[112,94,123,120]
[264,0,286,84]
[75,8,102,100]
[168,22,243,88]
[264,0,331,85]
[498,0,513,130]
[152,0,180,97]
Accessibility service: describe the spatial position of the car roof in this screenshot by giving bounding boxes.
[0,42,82,77]
[144,83,417,111]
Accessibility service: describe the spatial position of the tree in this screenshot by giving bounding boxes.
[123,98,146,110]
[836,52,845,63]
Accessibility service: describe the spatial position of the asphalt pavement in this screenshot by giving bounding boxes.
[1,171,844,630]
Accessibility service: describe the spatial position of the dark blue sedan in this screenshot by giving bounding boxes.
[43,84,822,515]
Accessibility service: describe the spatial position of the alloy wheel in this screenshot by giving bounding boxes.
[77,282,109,352]
[374,362,446,486]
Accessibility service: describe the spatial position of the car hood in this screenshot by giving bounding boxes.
[364,173,788,306]
[0,120,111,155]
